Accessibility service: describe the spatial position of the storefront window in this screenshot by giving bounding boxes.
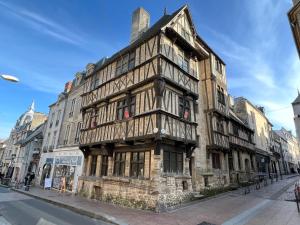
[130,152,145,178]
[101,155,108,176]
[90,155,97,176]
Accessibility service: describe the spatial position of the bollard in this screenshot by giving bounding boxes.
[295,190,299,213]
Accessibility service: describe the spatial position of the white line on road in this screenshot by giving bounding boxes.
[221,199,272,225]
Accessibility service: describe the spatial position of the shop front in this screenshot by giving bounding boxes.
[52,155,82,192]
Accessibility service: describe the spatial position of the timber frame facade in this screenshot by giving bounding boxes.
[78,5,209,210]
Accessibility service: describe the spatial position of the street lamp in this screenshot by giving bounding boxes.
[1,74,19,82]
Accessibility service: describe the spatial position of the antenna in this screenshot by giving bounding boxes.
[164,7,167,15]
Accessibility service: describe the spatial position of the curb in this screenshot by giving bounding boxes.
[12,188,127,225]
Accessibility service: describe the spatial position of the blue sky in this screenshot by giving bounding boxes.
[0,0,299,139]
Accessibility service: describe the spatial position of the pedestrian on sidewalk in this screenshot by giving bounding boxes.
[60,176,66,193]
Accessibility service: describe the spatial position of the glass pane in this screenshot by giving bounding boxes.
[170,152,176,173]
[131,163,137,177]
[139,152,144,162]
[138,163,144,177]
[163,151,170,173]
[132,152,138,162]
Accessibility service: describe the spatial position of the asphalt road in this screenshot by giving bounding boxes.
[0,186,112,225]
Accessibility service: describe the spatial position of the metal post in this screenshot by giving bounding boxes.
[295,190,299,213]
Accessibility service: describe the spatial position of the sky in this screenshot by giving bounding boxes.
[0,0,299,139]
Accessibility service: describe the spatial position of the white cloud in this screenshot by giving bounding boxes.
[0,1,84,46]
[199,0,299,134]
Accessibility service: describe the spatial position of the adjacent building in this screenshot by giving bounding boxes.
[2,102,47,182]
[37,75,85,193]
[234,98,273,176]
[292,92,300,142]
[0,139,7,173]
[288,0,300,58]
[18,123,45,180]
[274,128,300,173]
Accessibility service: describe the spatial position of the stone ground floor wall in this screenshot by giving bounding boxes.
[77,146,194,211]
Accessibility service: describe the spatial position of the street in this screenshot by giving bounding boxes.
[0,187,111,225]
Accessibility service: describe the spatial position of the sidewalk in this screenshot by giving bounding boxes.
[12,175,300,225]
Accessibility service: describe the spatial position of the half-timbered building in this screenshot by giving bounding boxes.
[78,6,209,210]
[228,108,256,184]
[196,37,231,187]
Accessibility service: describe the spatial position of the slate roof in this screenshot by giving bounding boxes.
[292,94,300,105]
[92,5,186,74]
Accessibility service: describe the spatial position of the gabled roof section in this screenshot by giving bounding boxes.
[90,5,194,76]
[292,93,300,105]
[229,109,253,132]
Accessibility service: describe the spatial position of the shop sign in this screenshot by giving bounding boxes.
[55,156,82,166]
[45,158,54,164]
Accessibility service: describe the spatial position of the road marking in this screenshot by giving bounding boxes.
[221,199,272,225]
[36,218,57,225]
[0,216,11,225]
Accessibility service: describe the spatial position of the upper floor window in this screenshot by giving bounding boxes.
[216,119,224,133]
[163,150,183,174]
[116,96,136,120]
[232,123,239,136]
[90,75,99,91]
[56,110,61,126]
[74,122,82,143]
[116,52,135,76]
[215,58,222,74]
[130,152,145,178]
[179,97,191,120]
[178,49,189,72]
[69,99,76,117]
[90,108,99,128]
[63,124,70,145]
[113,152,126,176]
[217,86,225,105]
[49,112,55,128]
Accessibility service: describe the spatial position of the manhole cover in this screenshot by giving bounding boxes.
[198,222,216,225]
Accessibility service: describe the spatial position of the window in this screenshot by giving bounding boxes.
[237,152,241,170]
[212,153,221,169]
[63,125,70,145]
[49,112,54,128]
[128,52,135,70]
[74,122,81,143]
[178,49,189,72]
[130,152,145,178]
[116,52,135,76]
[56,110,61,126]
[90,108,99,128]
[121,54,129,73]
[116,96,135,120]
[101,155,108,176]
[216,119,224,133]
[217,86,225,105]
[178,97,191,120]
[69,99,76,117]
[51,131,57,149]
[90,155,97,176]
[90,75,99,91]
[232,123,239,136]
[113,152,126,176]
[163,150,183,174]
[215,58,222,73]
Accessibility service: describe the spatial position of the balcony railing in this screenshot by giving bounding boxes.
[229,135,254,150]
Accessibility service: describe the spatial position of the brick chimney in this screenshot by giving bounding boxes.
[130,7,150,43]
[64,81,72,93]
